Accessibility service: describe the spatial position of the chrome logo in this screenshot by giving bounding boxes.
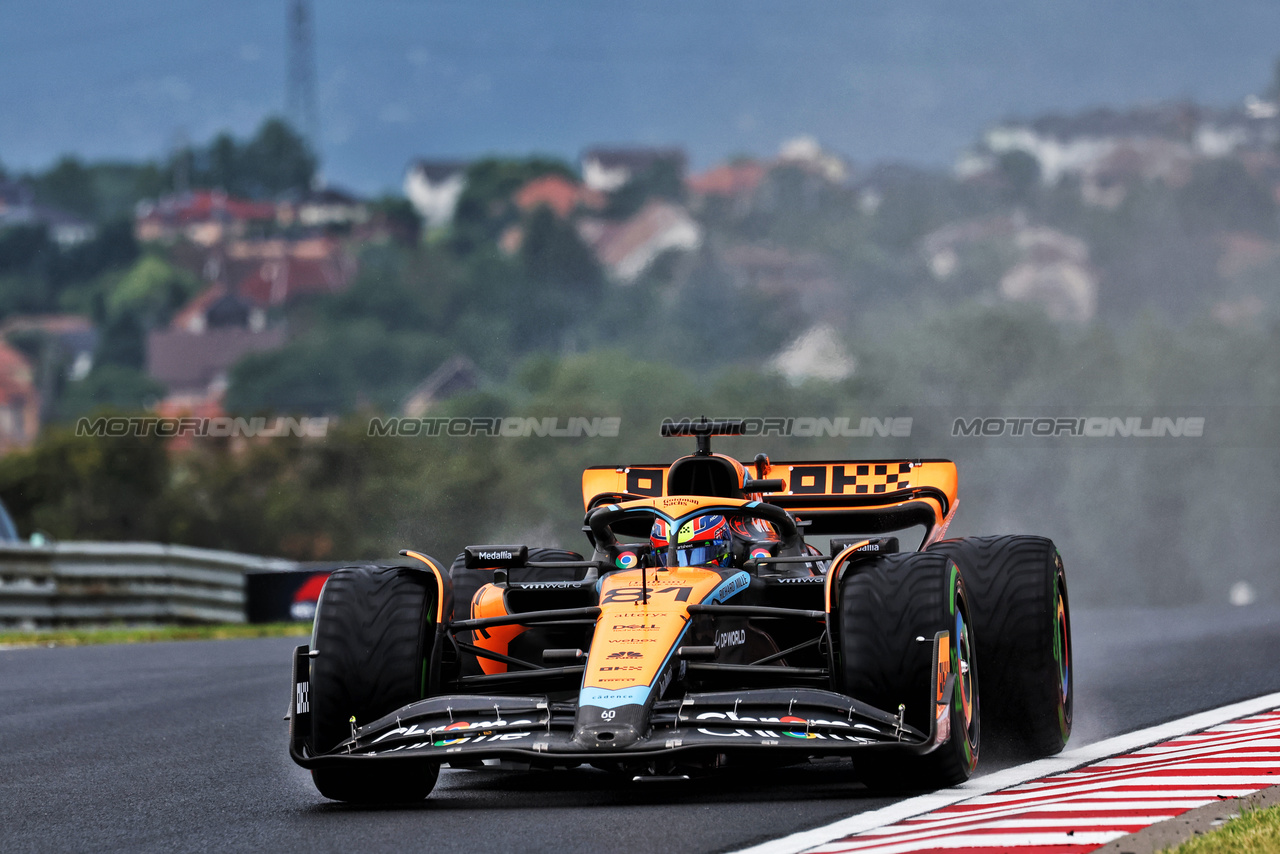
[780,715,817,739]
[615,551,638,569]
[433,721,472,747]
[750,547,771,560]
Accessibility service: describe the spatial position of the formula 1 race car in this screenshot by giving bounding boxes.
[287,419,1072,802]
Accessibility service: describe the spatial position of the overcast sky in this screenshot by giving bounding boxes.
[3,1,1280,192]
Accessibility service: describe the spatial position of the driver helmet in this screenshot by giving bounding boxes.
[729,516,779,542]
[650,514,732,567]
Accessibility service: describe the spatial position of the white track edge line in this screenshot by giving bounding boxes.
[727,690,1280,854]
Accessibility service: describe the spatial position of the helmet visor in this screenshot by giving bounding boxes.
[674,543,725,567]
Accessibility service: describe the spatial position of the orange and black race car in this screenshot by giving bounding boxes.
[287,419,1072,802]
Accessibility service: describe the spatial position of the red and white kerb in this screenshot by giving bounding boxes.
[809,709,1280,854]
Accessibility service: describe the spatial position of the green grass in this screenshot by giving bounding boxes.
[1166,804,1280,854]
[0,622,312,648]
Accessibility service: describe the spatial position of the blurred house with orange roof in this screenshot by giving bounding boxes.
[135,191,277,246]
[0,340,40,452]
[576,200,702,282]
[275,187,369,229]
[514,175,605,218]
[148,234,354,411]
[235,253,353,308]
[686,161,766,199]
[686,160,766,216]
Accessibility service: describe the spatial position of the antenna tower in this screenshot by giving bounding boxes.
[286,0,319,152]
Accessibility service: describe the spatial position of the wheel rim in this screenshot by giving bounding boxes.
[1053,571,1072,737]
[955,607,976,734]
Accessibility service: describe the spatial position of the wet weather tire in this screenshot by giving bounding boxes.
[927,536,1072,758]
[839,551,979,790]
[309,564,440,803]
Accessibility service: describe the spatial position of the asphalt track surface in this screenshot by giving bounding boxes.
[2,604,1278,854]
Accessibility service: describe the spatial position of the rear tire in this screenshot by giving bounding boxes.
[839,551,979,790]
[928,536,1072,758]
[309,564,440,803]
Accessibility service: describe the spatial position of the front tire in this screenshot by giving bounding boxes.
[839,551,979,790]
[928,536,1072,758]
[309,564,440,803]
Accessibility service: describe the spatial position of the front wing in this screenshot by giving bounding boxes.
[288,632,955,768]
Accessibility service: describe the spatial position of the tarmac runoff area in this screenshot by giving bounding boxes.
[733,694,1280,854]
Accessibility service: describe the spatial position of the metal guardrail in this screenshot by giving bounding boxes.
[0,542,299,628]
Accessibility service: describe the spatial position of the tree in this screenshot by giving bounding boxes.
[520,206,603,297]
[106,254,201,326]
[236,118,317,197]
[517,206,606,343]
[179,118,317,198]
[87,161,167,220]
[0,224,55,277]
[997,150,1042,202]
[606,156,686,219]
[52,217,139,286]
[57,364,165,422]
[94,311,147,371]
[450,157,574,254]
[204,133,238,192]
[367,195,423,245]
[1177,159,1277,237]
[32,156,98,220]
[226,321,452,416]
[0,426,171,541]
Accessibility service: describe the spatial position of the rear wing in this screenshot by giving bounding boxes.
[581,459,958,540]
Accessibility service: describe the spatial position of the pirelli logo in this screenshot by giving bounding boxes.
[788,462,913,495]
